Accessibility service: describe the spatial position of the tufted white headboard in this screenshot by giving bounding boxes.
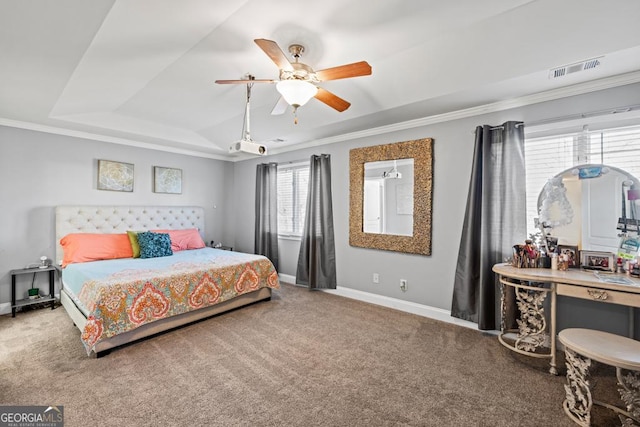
[55,205,205,264]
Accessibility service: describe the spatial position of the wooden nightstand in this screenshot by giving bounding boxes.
[9,266,57,317]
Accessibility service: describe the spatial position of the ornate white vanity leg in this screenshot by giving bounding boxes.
[617,368,640,426]
[514,286,547,353]
[496,275,556,374]
[500,278,507,333]
[550,286,557,375]
[563,348,593,426]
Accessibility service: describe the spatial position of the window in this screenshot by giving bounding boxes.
[525,125,640,237]
[277,162,309,238]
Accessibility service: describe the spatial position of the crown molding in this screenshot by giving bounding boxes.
[268,70,640,156]
[2,71,640,161]
[0,118,230,161]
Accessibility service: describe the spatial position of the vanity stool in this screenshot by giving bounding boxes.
[558,328,640,426]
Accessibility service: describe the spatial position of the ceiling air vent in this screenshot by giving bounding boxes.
[549,57,603,79]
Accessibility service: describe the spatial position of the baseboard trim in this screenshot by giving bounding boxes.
[278,273,297,287]
[277,273,484,333]
[0,302,10,316]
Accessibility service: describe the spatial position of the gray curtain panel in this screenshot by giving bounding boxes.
[255,162,279,270]
[451,121,526,330]
[296,154,337,289]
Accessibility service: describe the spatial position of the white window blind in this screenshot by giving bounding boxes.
[277,162,309,238]
[525,125,640,237]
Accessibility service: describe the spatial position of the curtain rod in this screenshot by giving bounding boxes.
[279,159,309,167]
[525,103,640,128]
[485,104,640,131]
[488,122,524,131]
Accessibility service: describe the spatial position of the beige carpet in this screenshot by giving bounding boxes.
[0,283,622,426]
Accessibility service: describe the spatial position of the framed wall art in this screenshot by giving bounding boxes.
[153,166,182,194]
[97,159,134,192]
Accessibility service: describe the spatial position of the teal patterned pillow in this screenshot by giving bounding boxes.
[137,232,173,259]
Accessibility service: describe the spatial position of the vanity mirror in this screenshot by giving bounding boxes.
[537,163,640,254]
[349,138,433,255]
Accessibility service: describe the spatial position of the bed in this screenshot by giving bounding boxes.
[55,205,279,357]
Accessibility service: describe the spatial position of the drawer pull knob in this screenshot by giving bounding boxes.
[587,289,608,300]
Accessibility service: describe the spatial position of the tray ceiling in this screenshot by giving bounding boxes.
[1,0,640,160]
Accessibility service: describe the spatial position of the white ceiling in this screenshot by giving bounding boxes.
[1,0,640,160]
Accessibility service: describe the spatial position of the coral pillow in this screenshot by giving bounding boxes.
[137,232,173,259]
[60,233,134,267]
[152,228,206,252]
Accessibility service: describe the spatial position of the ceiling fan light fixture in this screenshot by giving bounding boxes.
[276,80,318,108]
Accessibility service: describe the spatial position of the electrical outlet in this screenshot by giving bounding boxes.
[373,273,379,284]
[400,279,408,291]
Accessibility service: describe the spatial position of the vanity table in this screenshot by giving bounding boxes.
[492,263,640,374]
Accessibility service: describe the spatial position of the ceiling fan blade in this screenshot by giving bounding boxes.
[271,96,289,115]
[254,39,294,71]
[215,79,276,84]
[315,61,372,81]
[314,87,351,112]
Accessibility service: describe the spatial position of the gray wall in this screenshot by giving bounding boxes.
[2,83,639,337]
[231,83,640,338]
[0,126,234,304]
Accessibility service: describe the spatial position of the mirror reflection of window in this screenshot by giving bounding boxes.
[363,159,414,236]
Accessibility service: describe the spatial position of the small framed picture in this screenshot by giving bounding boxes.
[153,166,182,194]
[558,245,579,268]
[580,250,614,271]
[545,236,558,254]
[97,159,134,192]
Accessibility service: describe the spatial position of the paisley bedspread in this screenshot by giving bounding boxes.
[61,248,279,354]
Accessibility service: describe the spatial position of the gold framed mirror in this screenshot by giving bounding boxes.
[349,138,433,255]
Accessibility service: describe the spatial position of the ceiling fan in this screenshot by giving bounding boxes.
[215,39,372,123]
